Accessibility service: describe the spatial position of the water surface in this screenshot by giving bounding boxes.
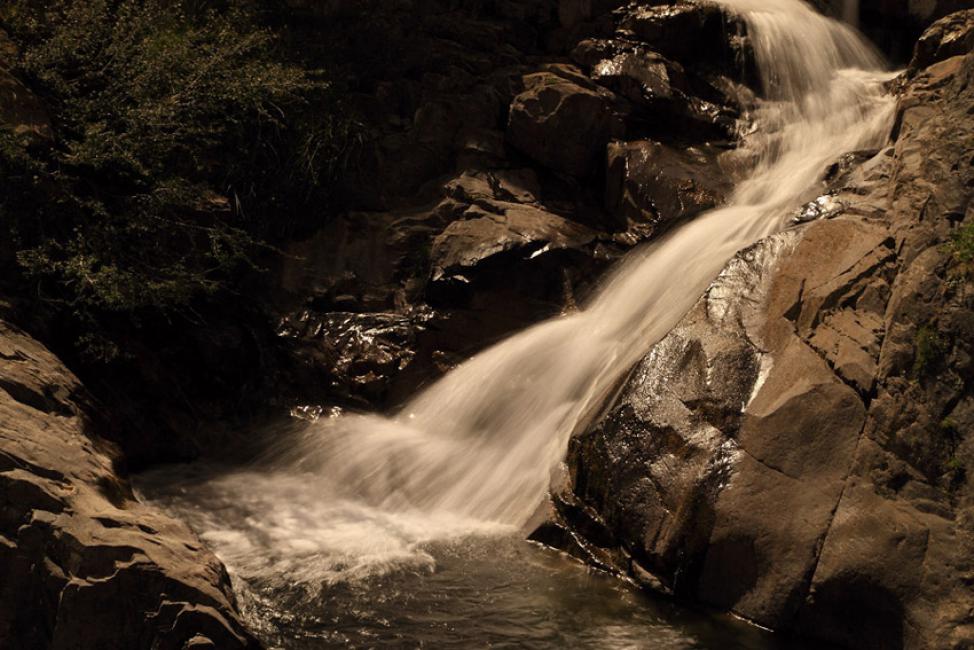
[139,462,817,650]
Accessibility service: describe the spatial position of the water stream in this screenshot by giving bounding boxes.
[140,2,898,647]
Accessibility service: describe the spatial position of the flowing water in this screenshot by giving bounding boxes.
[140,1,898,647]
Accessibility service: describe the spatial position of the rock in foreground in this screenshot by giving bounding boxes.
[0,318,257,650]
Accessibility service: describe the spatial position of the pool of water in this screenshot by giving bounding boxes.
[137,463,818,650]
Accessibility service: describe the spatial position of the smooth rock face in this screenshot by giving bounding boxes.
[0,320,256,650]
[549,12,974,650]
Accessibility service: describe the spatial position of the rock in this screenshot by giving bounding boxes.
[548,22,974,650]
[619,2,738,69]
[572,36,743,138]
[587,48,738,136]
[793,193,847,223]
[910,8,974,70]
[430,203,597,282]
[507,68,625,177]
[0,320,257,650]
[277,307,434,406]
[424,197,608,323]
[276,166,616,410]
[272,0,755,414]
[605,139,731,232]
[857,0,974,62]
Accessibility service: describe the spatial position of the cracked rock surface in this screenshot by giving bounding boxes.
[0,319,257,650]
[541,11,974,650]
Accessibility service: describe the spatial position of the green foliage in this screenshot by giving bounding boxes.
[950,221,974,265]
[940,418,960,437]
[912,324,946,379]
[944,455,966,487]
[0,0,348,357]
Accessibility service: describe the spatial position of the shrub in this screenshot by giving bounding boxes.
[912,324,946,379]
[0,0,346,357]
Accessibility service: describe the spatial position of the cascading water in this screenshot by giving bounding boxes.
[140,0,898,639]
[250,0,895,526]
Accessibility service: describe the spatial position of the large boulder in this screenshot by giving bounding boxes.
[619,2,739,68]
[910,8,974,69]
[507,66,626,177]
[576,40,742,138]
[544,15,974,650]
[605,139,731,233]
[425,170,610,319]
[856,0,974,61]
[0,319,257,649]
[429,203,597,282]
[276,168,617,409]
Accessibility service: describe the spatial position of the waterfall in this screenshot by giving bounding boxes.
[152,0,898,585]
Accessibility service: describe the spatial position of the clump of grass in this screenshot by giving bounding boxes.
[912,324,946,379]
[941,418,960,439]
[950,222,974,264]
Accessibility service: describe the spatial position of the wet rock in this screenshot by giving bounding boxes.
[605,139,731,232]
[619,2,740,69]
[793,193,846,223]
[507,68,625,177]
[0,320,257,650]
[430,203,597,282]
[423,197,611,334]
[587,45,681,103]
[910,8,974,70]
[572,36,744,138]
[550,26,974,650]
[278,307,434,406]
[276,164,620,409]
[589,50,739,136]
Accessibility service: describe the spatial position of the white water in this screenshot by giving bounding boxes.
[147,0,897,588]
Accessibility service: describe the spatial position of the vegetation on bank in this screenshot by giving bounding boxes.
[0,0,351,360]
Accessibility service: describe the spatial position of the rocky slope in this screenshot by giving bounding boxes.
[538,9,974,650]
[274,0,750,411]
[0,315,257,649]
